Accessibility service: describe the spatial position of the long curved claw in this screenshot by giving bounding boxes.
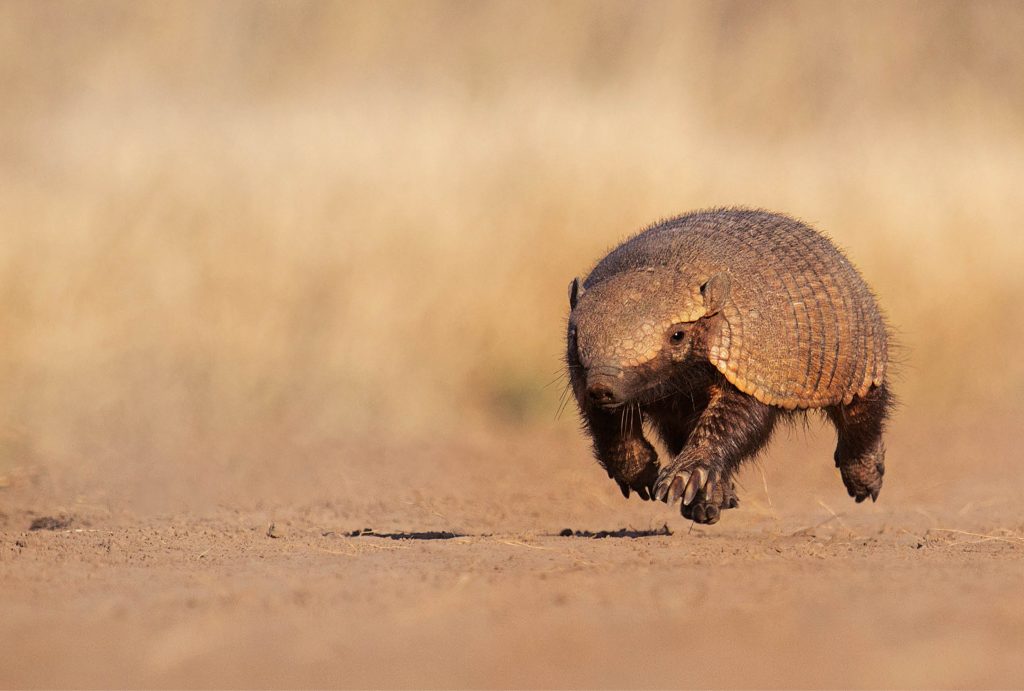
[667,473,689,505]
[683,468,708,506]
[617,473,657,501]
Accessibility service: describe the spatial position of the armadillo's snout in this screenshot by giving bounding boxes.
[585,369,625,409]
[586,382,618,406]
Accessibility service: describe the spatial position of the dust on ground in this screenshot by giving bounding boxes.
[2,425,1023,689]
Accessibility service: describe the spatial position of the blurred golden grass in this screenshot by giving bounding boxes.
[1,1,1023,495]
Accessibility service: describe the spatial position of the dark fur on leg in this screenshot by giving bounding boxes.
[826,381,892,502]
[578,403,660,500]
[644,375,739,523]
[652,372,778,523]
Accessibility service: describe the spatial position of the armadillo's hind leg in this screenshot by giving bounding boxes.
[826,382,892,503]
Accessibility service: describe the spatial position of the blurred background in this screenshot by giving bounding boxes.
[2,0,1023,510]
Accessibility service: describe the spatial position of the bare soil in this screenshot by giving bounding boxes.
[2,425,1023,689]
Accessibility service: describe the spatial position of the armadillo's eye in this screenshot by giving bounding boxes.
[667,323,689,345]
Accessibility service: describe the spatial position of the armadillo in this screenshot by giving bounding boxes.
[566,208,892,524]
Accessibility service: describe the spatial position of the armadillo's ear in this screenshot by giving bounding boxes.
[700,272,731,316]
[568,277,585,310]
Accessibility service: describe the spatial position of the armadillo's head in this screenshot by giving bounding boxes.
[566,268,730,410]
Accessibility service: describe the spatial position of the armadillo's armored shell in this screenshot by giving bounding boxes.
[587,209,888,409]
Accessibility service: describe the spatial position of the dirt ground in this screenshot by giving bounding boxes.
[2,421,1023,689]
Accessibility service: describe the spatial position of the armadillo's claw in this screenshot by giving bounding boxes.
[667,473,689,505]
[615,465,658,501]
[656,468,739,524]
[683,468,708,506]
[850,486,882,503]
[657,468,717,506]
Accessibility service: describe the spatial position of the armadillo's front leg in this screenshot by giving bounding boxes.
[581,404,660,500]
[654,380,778,523]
